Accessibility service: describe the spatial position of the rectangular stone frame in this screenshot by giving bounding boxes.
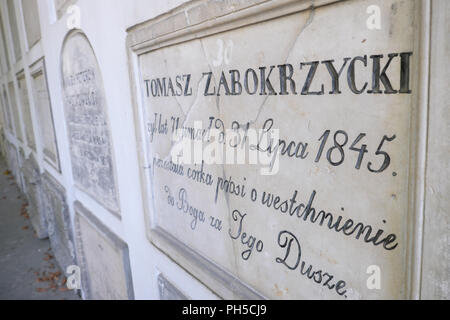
[73,201,134,299]
[29,58,61,172]
[126,0,430,299]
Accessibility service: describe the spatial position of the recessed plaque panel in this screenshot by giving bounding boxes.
[7,82,23,142]
[31,60,60,171]
[129,0,423,299]
[0,13,10,70]
[21,0,41,48]
[74,201,134,300]
[17,72,36,151]
[61,31,119,213]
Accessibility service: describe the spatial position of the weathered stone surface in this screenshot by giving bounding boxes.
[41,172,75,271]
[21,0,41,48]
[21,154,47,239]
[157,273,189,300]
[129,0,421,299]
[61,31,119,213]
[74,201,134,299]
[31,60,60,170]
[17,73,36,151]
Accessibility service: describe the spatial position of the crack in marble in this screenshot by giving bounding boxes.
[240,2,316,128]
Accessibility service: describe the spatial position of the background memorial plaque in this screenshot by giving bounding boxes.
[42,172,75,271]
[129,0,422,299]
[31,60,60,171]
[22,154,47,239]
[6,0,21,61]
[21,0,41,48]
[7,82,23,142]
[74,201,134,300]
[1,84,13,132]
[61,31,119,213]
[17,72,36,151]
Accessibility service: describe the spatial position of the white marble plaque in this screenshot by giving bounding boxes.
[74,201,134,300]
[31,60,60,171]
[7,82,23,142]
[61,31,119,213]
[42,172,75,271]
[17,72,36,151]
[128,0,423,299]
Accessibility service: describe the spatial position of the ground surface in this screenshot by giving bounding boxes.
[0,158,80,300]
